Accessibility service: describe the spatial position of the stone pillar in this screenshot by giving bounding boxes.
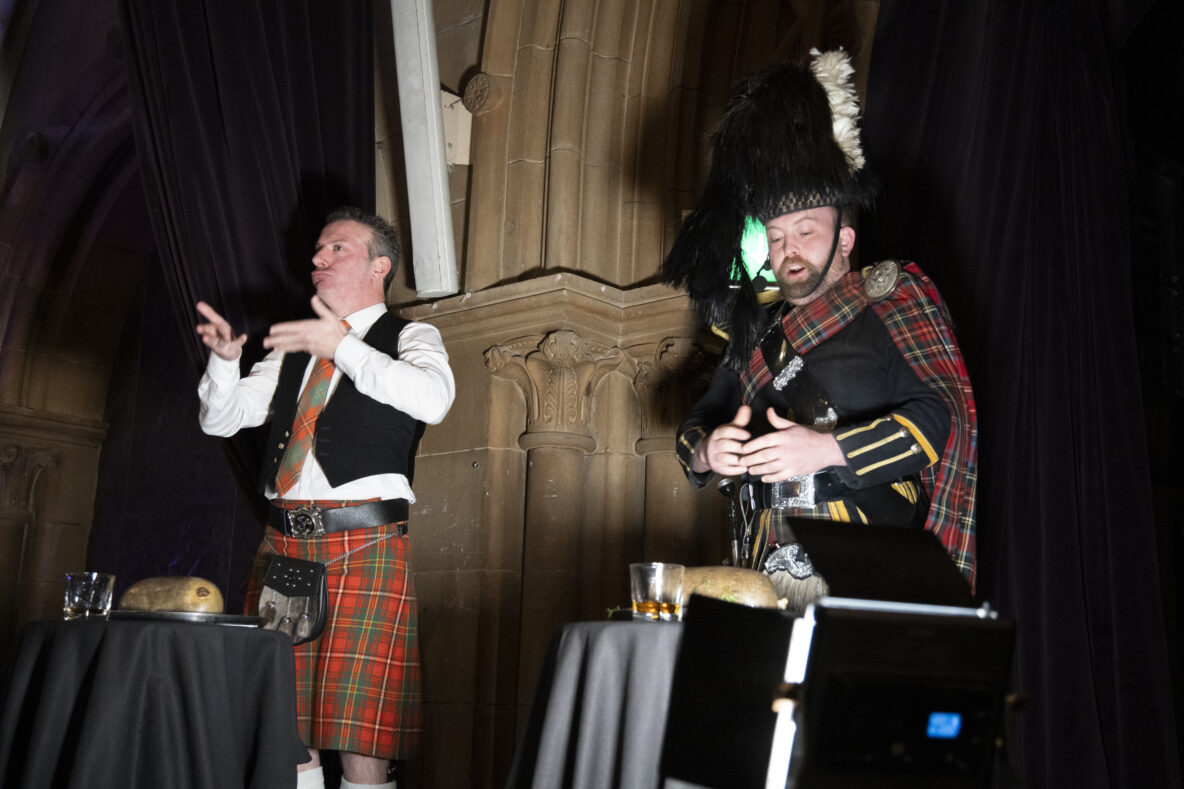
[0,442,57,640]
[485,329,623,706]
[631,337,725,566]
[0,409,105,649]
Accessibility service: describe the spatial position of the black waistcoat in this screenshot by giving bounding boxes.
[260,312,426,492]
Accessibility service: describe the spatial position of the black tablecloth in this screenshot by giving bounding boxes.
[506,620,687,789]
[0,618,309,789]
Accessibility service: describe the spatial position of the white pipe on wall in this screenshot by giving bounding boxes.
[390,0,458,298]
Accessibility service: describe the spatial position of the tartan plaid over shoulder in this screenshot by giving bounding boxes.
[754,263,978,586]
[869,263,978,585]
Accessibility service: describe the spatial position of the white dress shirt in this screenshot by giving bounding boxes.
[197,302,455,503]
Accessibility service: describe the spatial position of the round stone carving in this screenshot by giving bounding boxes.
[463,72,498,114]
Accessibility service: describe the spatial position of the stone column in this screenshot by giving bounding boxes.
[0,443,57,640]
[485,329,623,706]
[632,337,725,566]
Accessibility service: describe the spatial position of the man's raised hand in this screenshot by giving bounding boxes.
[694,404,754,476]
[195,301,247,361]
[739,407,846,482]
[262,295,348,359]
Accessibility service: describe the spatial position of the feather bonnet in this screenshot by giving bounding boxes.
[660,49,877,372]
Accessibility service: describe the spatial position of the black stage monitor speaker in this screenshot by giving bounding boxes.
[787,518,976,608]
[660,595,795,789]
[784,599,1015,789]
[662,521,1011,789]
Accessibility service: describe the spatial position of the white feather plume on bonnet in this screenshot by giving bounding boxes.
[809,48,866,173]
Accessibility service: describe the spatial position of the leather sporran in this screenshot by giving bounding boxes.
[259,555,328,645]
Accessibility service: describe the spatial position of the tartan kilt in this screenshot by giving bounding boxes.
[245,522,423,759]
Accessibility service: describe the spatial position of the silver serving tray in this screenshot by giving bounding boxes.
[109,610,264,627]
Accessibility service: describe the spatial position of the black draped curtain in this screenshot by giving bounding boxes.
[119,0,375,368]
[91,0,374,611]
[863,1,1179,787]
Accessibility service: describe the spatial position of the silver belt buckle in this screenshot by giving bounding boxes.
[769,475,816,509]
[287,507,326,538]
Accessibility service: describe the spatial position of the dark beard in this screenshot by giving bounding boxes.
[775,257,825,300]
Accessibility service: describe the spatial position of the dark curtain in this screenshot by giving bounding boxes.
[119,0,375,368]
[862,1,1180,787]
[95,0,374,610]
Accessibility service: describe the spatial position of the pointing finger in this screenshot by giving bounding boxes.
[195,301,230,330]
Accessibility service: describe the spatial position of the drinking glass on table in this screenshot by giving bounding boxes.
[629,562,684,621]
[63,572,115,620]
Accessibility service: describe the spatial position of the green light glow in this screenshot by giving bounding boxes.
[732,216,769,282]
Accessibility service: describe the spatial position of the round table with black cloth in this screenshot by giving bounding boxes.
[0,618,309,788]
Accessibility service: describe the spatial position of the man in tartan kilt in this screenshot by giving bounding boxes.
[196,206,455,788]
[663,51,977,611]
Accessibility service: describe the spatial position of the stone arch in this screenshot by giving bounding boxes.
[0,13,154,629]
[463,0,866,293]
[0,44,151,422]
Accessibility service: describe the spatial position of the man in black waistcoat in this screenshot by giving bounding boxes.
[196,206,455,789]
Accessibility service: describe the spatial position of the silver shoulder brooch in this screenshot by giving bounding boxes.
[863,259,901,302]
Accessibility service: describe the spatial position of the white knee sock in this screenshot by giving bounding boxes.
[296,766,325,789]
[340,779,395,789]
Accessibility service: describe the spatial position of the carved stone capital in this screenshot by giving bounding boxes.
[0,443,58,515]
[630,337,715,454]
[485,330,625,452]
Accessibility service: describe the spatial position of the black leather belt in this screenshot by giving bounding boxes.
[747,470,848,510]
[268,499,409,538]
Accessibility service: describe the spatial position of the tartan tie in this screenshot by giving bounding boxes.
[273,322,348,496]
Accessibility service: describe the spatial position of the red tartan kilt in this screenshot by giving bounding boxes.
[246,523,422,759]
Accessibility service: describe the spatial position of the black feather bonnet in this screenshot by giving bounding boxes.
[660,49,877,372]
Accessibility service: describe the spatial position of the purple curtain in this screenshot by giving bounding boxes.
[119,0,375,368]
[862,1,1180,786]
[94,0,374,611]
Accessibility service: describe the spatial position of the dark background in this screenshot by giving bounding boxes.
[861,2,1183,785]
[0,0,1179,787]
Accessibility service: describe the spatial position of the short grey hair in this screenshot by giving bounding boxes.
[325,206,399,289]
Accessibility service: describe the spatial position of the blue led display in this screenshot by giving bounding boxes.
[926,711,963,739]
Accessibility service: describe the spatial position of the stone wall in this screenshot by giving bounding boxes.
[381,4,881,782]
[399,272,726,785]
[0,411,105,641]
